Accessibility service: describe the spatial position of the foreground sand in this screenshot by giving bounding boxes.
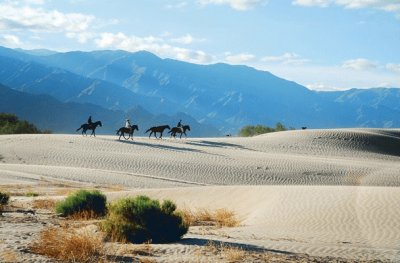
[1,128,400,262]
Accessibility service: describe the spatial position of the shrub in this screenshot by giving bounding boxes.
[0,191,9,206]
[102,195,188,243]
[26,191,39,197]
[31,225,105,263]
[0,191,10,215]
[179,207,240,227]
[239,122,288,137]
[0,113,43,134]
[55,190,107,218]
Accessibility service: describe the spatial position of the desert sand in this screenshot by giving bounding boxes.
[1,128,400,262]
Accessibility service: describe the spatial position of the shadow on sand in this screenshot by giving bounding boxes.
[117,139,205,154]
[179,237,294,255]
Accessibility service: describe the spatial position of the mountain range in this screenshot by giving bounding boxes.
[0,46,399,135]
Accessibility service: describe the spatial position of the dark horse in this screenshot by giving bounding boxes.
[76,121,102,136]
[169,125,191,139]
[116,125,139,140]
[145,125,170,139]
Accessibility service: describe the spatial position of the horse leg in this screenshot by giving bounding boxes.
[149,131,152,139]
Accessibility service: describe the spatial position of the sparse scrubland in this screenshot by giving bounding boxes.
[239,122,288,137]
[0,113,48,134]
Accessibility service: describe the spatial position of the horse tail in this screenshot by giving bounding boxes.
[116,129,120,135]
[76,126,82,132]
[145,128,151,133]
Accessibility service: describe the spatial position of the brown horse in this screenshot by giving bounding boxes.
[169,125,191,139]
[116,125,139,140]
[145,125,170,139]
[76,121,102,136]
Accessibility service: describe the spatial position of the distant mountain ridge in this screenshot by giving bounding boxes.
[0,84,219,136]
[0,46,399,134]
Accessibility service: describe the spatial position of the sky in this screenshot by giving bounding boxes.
[0,0,399,91]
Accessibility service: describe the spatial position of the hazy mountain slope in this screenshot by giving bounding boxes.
[42,50,323,129]
[0,84,220,136]
[0,54,178,112]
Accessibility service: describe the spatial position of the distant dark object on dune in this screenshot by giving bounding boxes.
[301,127,307,130]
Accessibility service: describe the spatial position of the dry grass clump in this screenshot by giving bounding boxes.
[31,225,106,263]
[203,240,247,262]
[0,249,19,262]
[180,207,240,227]
[32,198,56,210]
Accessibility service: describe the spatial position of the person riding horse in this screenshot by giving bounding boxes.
[88,116,93,128]
[125,119,131,129]
[177,120,182,128]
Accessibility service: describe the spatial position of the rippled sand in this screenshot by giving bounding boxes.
[1,128,399,261]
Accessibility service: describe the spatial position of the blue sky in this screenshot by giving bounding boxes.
[0,0,399,90]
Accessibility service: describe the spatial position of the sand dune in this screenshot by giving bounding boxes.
[1,128,400,261]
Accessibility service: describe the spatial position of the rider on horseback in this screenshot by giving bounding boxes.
[87,116,93,128]
[125,119,131,130]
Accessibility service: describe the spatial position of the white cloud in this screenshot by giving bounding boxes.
[225,52,256,63]
[166,1,188,9]
[293,0,400,15]
[342,58,378,71]
[293,0,332,7]
[305,82,342,91]
[0,3,95,43]
[0,34,22,47]
[95,32,213,64]
[23,0,46,5]
[197,0,265,11]
[262,52,309,65]
[170,34,205,45]
[386,63,400,73]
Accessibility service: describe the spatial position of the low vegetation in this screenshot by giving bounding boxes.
[0,191,10,215]
[31,225,106,263]
[32,199,56,210]
[239,122,288,137]
[180,207,240,228]
[55,189,107,219]
[25,191,39,197]
[0,113,47,134]
[102,195,188,243]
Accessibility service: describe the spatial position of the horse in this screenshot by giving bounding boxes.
[76,121,102,136]
[168,125,190,139]
[116,125,139,140]
[145,125,170,139]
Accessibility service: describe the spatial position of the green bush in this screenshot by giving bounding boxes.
[102,195,188,244]
[239,122,288,137]
[0,191,10,215]
[0,113,43,134]
[55,190,107,218]
[0,191,10,206]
